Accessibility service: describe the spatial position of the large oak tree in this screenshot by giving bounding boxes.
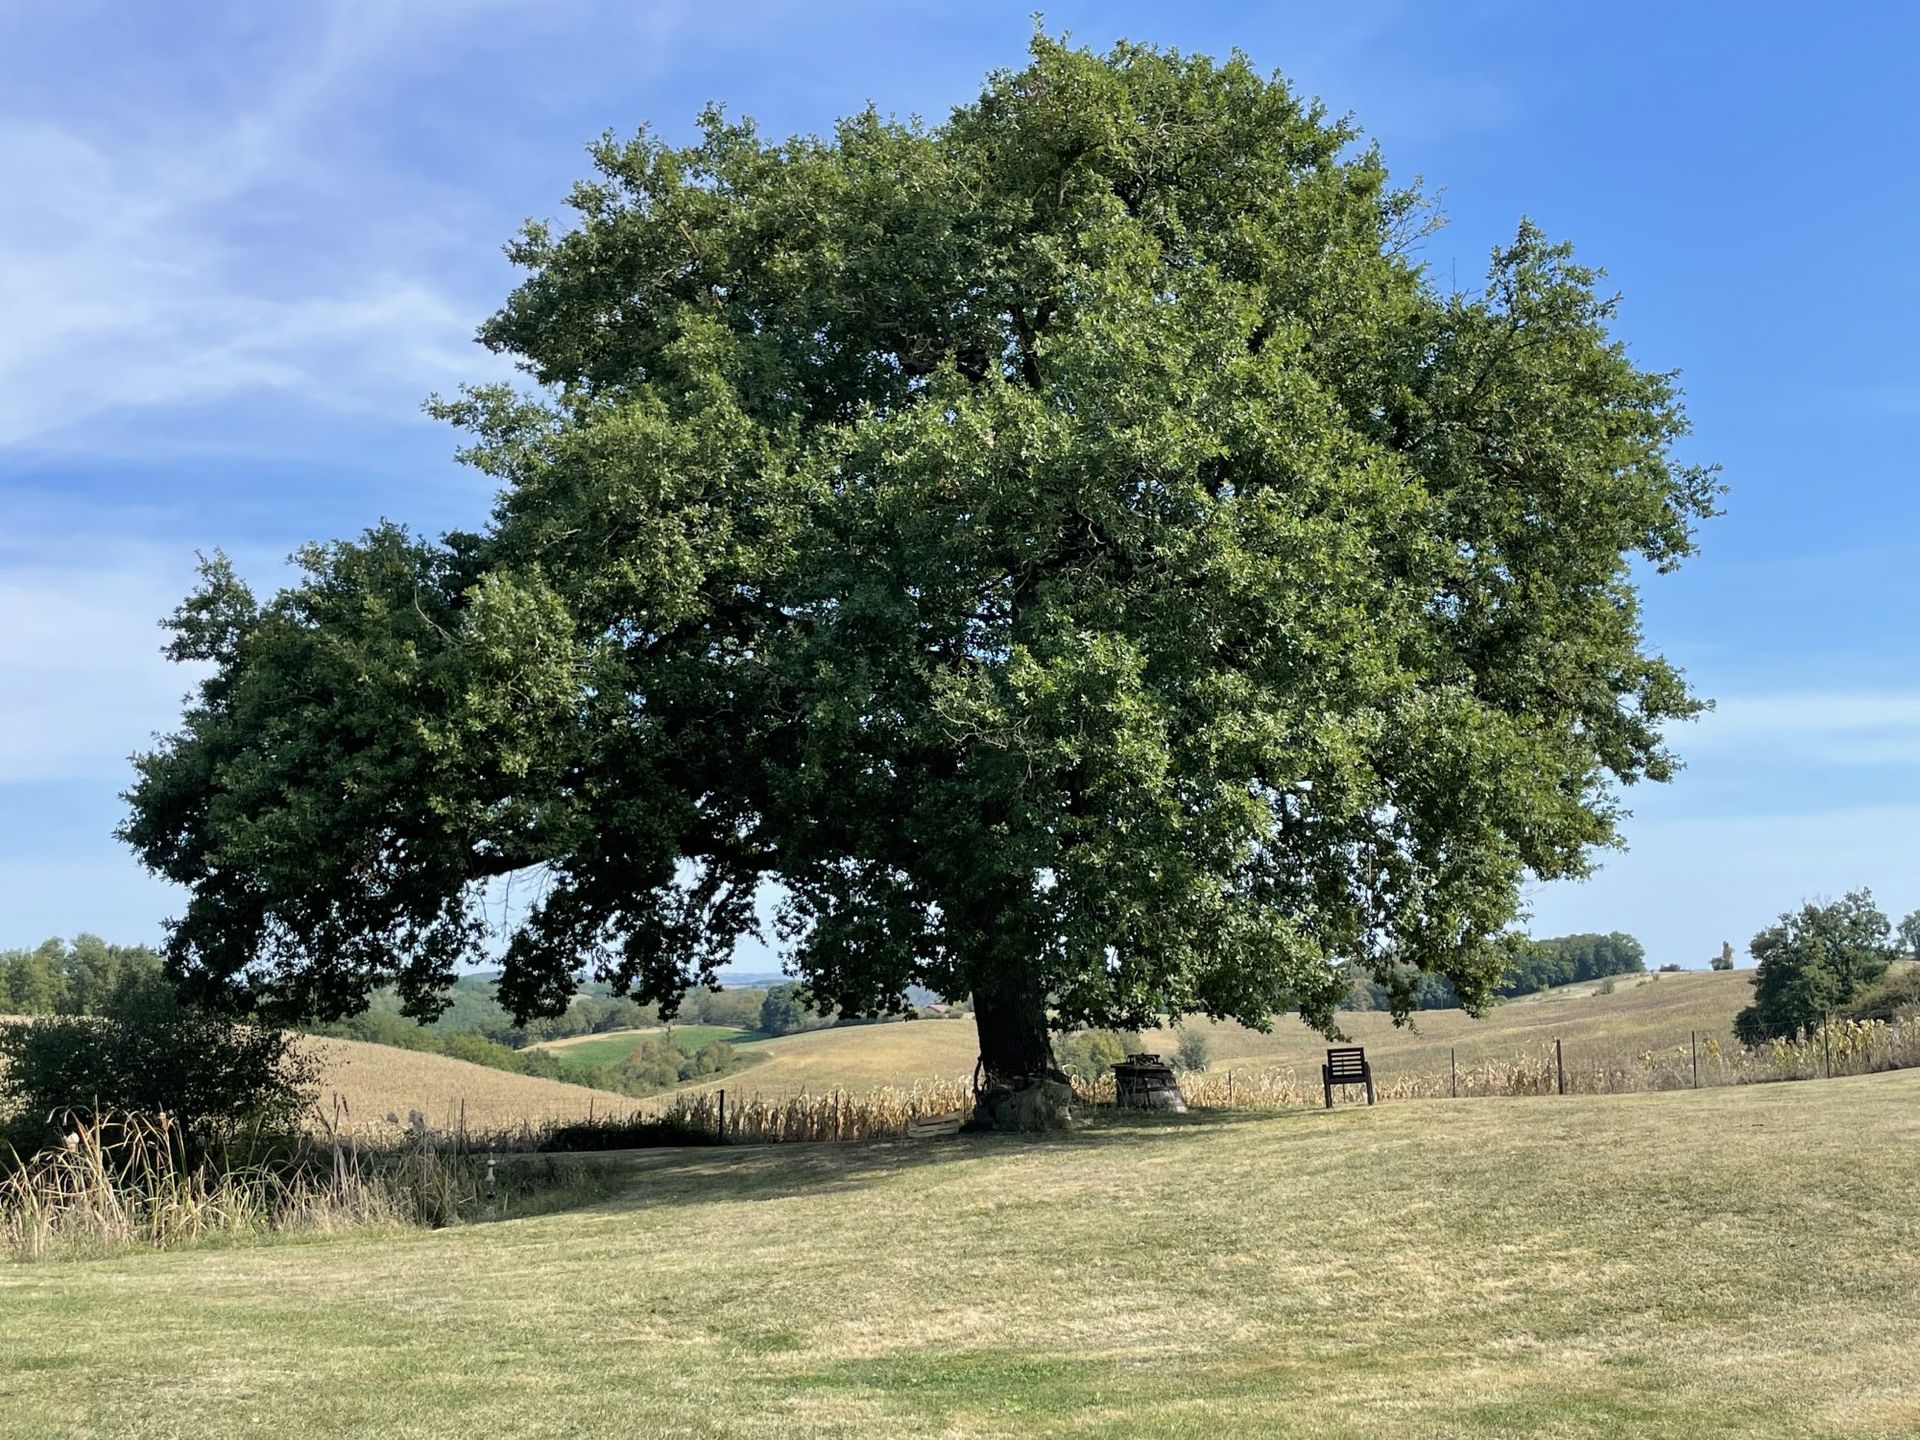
[122,37,1716,1125]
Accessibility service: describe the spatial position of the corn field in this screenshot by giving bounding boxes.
[654,1080,977,1144]
[622,1015,1920,1142]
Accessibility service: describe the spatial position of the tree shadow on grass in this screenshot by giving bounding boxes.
[568,1105,1306,1214]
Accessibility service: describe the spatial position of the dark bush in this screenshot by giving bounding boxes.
[1843,966,1920,1023]
[0,970,315,1152]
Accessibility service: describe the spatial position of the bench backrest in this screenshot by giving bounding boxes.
[1325,1046,1368,1081]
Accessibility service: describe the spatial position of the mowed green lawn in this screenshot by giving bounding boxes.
[6,1072,1920,1438]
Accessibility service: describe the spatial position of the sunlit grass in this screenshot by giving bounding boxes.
[4,1068,1917,1437]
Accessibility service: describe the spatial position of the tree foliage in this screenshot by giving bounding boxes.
[1734,891,1896,1045]
[758,981,830,1036]
[119,36,1716,1092]
[1898,910,1920,961]
[0,936,162,1017]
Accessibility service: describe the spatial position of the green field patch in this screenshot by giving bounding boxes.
[540,1025,763,1071]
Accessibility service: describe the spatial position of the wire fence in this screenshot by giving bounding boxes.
[1183,1014,1920,1109]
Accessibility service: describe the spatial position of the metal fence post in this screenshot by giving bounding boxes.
[1450,1047,1458,1099]
[1555,1037,1566,1096]
[719,1088,727,1137]
[1691,1030,1699,1089]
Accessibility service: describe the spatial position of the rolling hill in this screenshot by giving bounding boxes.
[300,1035,638,1135]
[669,969,1758,1099]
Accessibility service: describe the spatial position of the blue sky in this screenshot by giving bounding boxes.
[3,1,1917,973]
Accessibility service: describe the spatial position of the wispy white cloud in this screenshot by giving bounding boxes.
[1683,691,1920,767]
[0,1,517,452]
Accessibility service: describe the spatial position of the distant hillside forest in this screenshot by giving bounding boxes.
[1341,933,1648,1011]
[6,931,1651,1039]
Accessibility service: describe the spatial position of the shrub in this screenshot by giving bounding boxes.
[1173,1026,1212,1073]
[0,970,314,1152]
[1055,1029,1139,1083]
[598,1036,743,1096]
[543,1115,724,1151]
[1843,967,1920,1024]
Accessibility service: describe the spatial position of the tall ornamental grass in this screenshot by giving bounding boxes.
[1,1109,606,1262]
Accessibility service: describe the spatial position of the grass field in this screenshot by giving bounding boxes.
[533,1024,760,1069]
[673,971,1758,1100]
[4,1067,1916,1437]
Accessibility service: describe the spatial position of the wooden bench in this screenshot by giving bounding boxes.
[1322,1046,1375,1108]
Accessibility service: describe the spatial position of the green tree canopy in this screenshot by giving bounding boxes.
[758,982,822,1037]
[120,36,1715,1122]
[1734,890,1897,1044]
[0,936,162,1017]
[1897,909,1920,960]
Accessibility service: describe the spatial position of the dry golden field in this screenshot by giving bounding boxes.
[670,970,1758,1100]
[300,1036,638,1135]
[675,1018,985,1098]
[1146,968,1758,1076]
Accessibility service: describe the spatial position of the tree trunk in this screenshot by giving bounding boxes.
[969,967,1072,1131]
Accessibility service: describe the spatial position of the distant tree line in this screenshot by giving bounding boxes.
[1339,966,1462,1012]
[0,936,164,1016]
[1334,933,1645,1013]
[1494,932,1647,997]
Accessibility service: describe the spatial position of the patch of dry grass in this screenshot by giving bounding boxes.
[1153,969,1758,1078]
[299,1036,639,1137]
[673,1018,984,1099]
[3,1068,1917,1436]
